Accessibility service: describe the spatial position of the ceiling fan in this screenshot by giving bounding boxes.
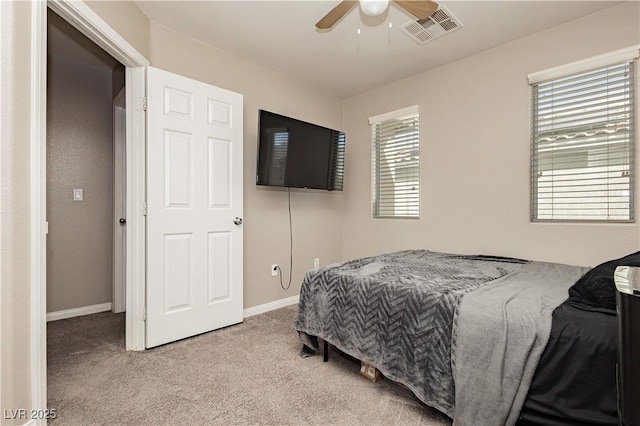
[316,0,438,30]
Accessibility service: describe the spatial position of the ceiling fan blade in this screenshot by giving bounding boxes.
[393,0,438,20]
[316,1,358,29]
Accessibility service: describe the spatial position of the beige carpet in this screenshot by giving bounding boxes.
[47,305,452,425]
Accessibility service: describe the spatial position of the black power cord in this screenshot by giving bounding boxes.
[276,187,293,290]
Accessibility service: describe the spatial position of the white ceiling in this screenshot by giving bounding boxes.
[135,1,624,98]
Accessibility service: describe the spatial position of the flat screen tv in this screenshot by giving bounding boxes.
[256,110,345,191]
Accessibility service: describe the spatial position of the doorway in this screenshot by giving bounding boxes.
[31,0,149,414]
[46,8,125,322]
[45,8,128,414]
[33,1,245,416]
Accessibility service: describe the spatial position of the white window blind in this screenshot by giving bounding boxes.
[370,106,420,219]
[531,60,635,222]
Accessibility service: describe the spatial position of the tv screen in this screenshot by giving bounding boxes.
[256,110,345,191]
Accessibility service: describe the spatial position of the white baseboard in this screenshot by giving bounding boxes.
[46,297,297,323]
[243,295,299,319]
[46,302,112,322]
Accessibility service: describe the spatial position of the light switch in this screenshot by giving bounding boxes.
[73,188,83,201]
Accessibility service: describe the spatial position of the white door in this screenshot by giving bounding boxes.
[112,88,126,314]
[146,67,243,348]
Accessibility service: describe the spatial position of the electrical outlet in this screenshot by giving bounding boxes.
[314,258,320,269]
[271,264,279,277]
[73,188,83,201]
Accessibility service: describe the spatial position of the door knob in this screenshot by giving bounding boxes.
[119,218,127,224]
[233,217,243,225]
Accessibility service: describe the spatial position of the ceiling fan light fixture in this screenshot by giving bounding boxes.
[360,0,390,17]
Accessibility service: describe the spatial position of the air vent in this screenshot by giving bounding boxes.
[399,6,462,45]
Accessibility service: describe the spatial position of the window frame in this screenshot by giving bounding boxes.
[528,46,639,223]
[369,105,421,220]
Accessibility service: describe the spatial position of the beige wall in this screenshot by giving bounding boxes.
[342,2,640,268]
[46,53,114,313]
[85,0,150,60]
[1,1,33,422]
[148,22,345,308]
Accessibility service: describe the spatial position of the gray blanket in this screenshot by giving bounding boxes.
[293,250,528,416]
[453,261,587,426]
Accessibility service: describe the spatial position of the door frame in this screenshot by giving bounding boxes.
[30,0,149,417]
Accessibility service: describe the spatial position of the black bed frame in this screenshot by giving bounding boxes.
[323,339,329,362]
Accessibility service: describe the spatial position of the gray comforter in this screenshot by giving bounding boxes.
[293,250,528,416]
[293,250,587,425]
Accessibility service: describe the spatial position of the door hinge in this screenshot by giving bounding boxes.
[142,308,147,321]
[142,202,147,216]
[45,221,49,235]
[142,97,147,111]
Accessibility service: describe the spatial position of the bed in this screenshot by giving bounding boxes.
[293,249,640,426]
